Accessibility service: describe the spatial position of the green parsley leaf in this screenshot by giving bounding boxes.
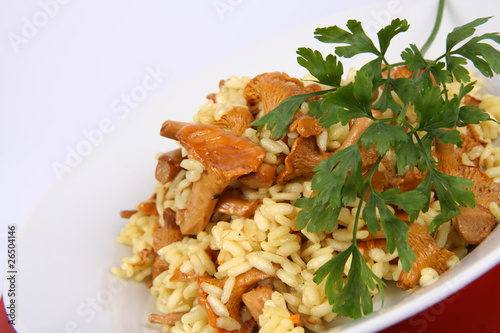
[296,47,344,87]
[457,105,491,126]
[394,134,420,173]
[295,145,362,232]
[446,55,471,82]
[444,17,500,82]
[327,70,374,124]
[426,175,477,232]
[428,128,462,145]
[360,58,384,81]
[446,17,492,51]
[308,96,341,128]
[250,89,328,138]
[360,121,407,155]
[382,188,429,222]
[313,246,351,305]
[376,194,416,271]
[453,35,500,78]
[455,81,493,126]
[414,169,476,233]
[295,196,342,233]
[457,80,475,98]
[314,20,380,58]
[414,85,456,130]
[373,81,402,113]
[428,61,452,85]
[377,18,410,56]
[314,244,385,318]
[392,77,419,105]
[362,188,421,271]
[362,193,383,235]
[401,44,428,72]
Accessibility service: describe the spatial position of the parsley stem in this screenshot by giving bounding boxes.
[351,196,364,241]
[396,102,409,125]
[414,133,436,170]
[388,61,406,68]
[352,154,385,240]
[421,0,446,56]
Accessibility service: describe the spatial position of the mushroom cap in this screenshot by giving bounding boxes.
[277,136,332,184]
[397,223,454,291]
[177,123,266,179]
[243,72,321,115]
[434,128,500,208]
[289,113,323,137]
[198,267,275,331]
[175,123,266,235]
[214,189,262,218]
[455,206,496,244]
[214,106,255,136]
[155,148,183,184]
[241,284,274,323]
[153,208,183,252]
[238,163,277,189]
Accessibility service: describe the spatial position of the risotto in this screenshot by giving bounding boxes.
[111,71,500,332]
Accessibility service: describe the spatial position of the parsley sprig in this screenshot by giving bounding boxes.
[251,1,500,319]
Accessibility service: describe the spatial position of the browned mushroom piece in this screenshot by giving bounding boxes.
[155,148,183,184]
[357,238,387,253]
[214,189,262,218]
[435,125,487,165]
[238,163,277,189]
[336,110,383,151]
[463,94,482,107]
[170,266,199,282]
[388,65,413,79]
[344,111,396,178]
[457,125,488,161]
[149,312,187,325]
[455,206,496,245]
[153,208,184,252]
[288,113,323,138]
[464,166,500,208]
[278,110,391,184]
[137,199,159,216]
[133,248,154,267]
[160,120,190,140]
[455,166,499,244]
[370,166,426,194]
[119,209,138,218]
[207,93,217,102]
[386,65,437,85]
[151,256,170,282]
[360,144,392,176]
[243,284,302,328]
[434,135,500,244]
[214,106,255,136]
[198,267,275,332]
[241,284,274,322]
[150,208,185,282]
[243,72,321,116]
[397,223,454,291]
[276,136,332,184]
[174,123,266,235]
